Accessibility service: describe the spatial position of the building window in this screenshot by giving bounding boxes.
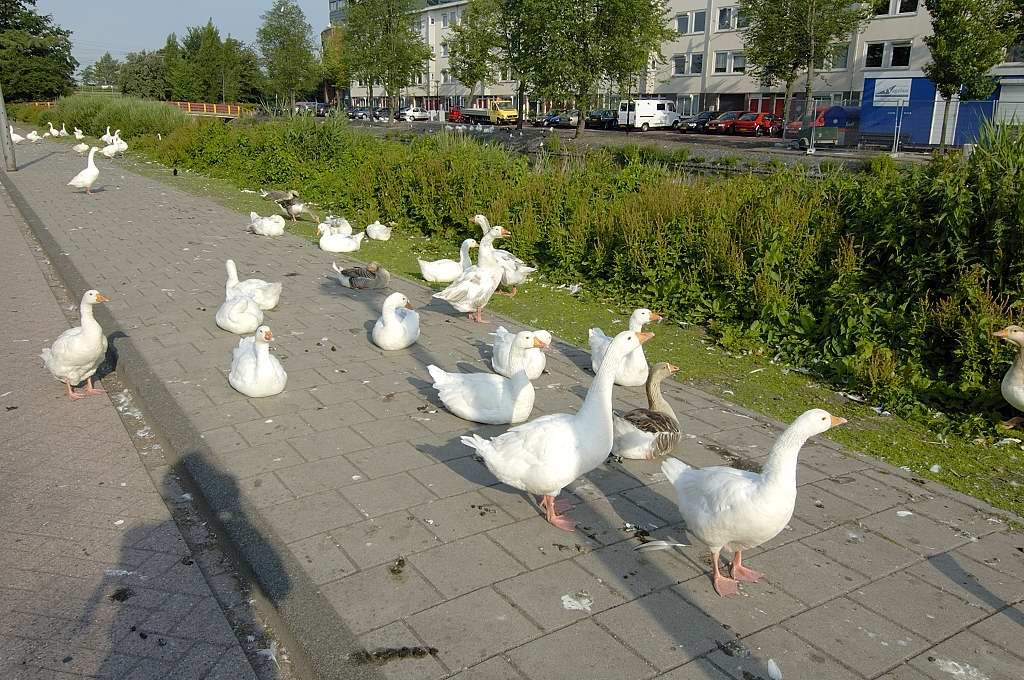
[713,51,745,74]
[677,94,698,116]
[866,40,912,68]
[890,41,912,67]
[676,14,688,34]
[442,13,448,27]
[694,10,706,32]
[816,43,850,70]
[673,53,703,75]
[1007,42,1024,63]
[714,51,729,73]
[441,69,451,84]
[865,42,885,68]
[442,44,449,57]
[675,10,706,35]
[874,0,918,15]
[717,7,745,31]
[732,52,746,73]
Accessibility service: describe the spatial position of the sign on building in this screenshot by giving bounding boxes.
[873,79,912,107]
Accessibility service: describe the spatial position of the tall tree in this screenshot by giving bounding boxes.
[257,0,319,108]
[924,0,1016,148]
[344,0,432,116]
[222,37,264,103]
[739,0,869,134]
[162,33,185,99]
[117,51,167,99]
[445,0,501,102]
[0,0,77,101]
[90,52,121,88]
[181,21,224,102]
[321,25,349,104]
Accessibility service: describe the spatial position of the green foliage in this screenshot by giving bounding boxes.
[257,0,319,106]
[117,51,167,100]
[0,0,77,101]
[10,94,190,137]
[446,0,502,99]
[134,118,1024,433]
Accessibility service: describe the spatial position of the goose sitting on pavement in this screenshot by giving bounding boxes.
[73,142,89,154]
[225,259,281,310]
[26,130,42,143]
[228,325,287,397]
[433,224,507,323]
[318,224,365,253]
[331,261,390,289]
[248,212,286,237]
[67,147,100,194]
[430,330,548,424]
[662,409,846,596]
[40,289,110,401]
[371,292,420,350]
[589,308,662,387]
[490,326,552,380]
[73,127,84,140]
[462,330,653,529]
[418,238,478,283]
[474,214,536,296]
[215,294,264,335]
[612,362,681,460]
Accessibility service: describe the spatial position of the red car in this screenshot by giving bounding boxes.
[704,110,744,134]
[733,112,782,136]
[785,107,827,134]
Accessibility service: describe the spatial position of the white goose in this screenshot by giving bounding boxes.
[366,220,393,241]
[474,214,536,295]
[215,294,264,334]
[612,362,681,460]
[317,224,365,253]
[67,147,100,194]
[73,127,84,140]
[433,225,507,322]
[225,259,281,310]
[72,142,89,154]
[40,290,109,400]
[319,216,353,236]
[430,331,547,425]
[47,122,59,136]
[992,325,1024,428]
[418,238,478,283]
[589,308,661,387]
[462,330,653,529]
[59,123,69,137]
[371,292,420,350]
[663,409,845,596]
[100,141,119,158]
[248,212,286,237]
[9,125,24,144]
[113,132,128,154]
[228,325,287,397]
[26,130,42,143]
[100,126,114,144]
[491,326,552,380]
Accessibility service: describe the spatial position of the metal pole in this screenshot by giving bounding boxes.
[0,81,17,172]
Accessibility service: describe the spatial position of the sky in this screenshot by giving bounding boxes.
[36,0,329,70]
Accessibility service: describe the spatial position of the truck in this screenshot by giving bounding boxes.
[616,98,681,131]
[459,99,519,125]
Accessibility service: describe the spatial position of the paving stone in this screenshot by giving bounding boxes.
[965,608,1024,658]
[673,571,806,637]
[753,540,867,606]
[411,534,524,599]
[235,473,295,508]
[783,597,927,678]
[574,538,698,598]
[275,455,366,497]
[656,659,733,680]
[212,440,305,478]
[351,416,433,447]
[299,403,378,432]
[286,427,372,461]
[954,530,1024,580]
[407,588,541,671]
[487,516,602,571]
[793,485,873,529]
[875,665,935,680]
[286,532,358,585]
[594,589,731,671]
[907,551,1024,611]
[494,559,628,630]
[342,472,437,518]
[328,510,440,569]
[412,461,501,498]
[860,508,975,558]
[815,471,915,513]
[411,490,517,541]
[261,491,362,540]
[849,571,989,642]
[235,413,312,447]
[908,631,1021,680]
[357,621,447,680]
[706,625,861,680]
[446,655,524,680]
[322,562,443,635]
[509,619,654,680]
[801,524,921,579]
[346,441,435,478]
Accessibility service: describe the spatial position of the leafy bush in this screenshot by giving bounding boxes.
[137,117,1024,432]
[8,94,190,138]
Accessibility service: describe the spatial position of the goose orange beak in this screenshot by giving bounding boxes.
[830,415,847,427]
[500,228,510,237]
[637,332,654,344]
[993,328,1010,339]
[533,337,548,348]
[405,302,414,309]
[650,311,663,322]
[95,294,110,303]
[667,363,679,373]
[265,331,274,341]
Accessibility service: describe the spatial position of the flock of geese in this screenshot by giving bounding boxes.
[30,126,1015,602]
[10,122,128,195]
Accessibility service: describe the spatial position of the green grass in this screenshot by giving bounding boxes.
[58,137,1019,520]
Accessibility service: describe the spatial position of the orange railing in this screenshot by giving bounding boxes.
[167,101,248,117]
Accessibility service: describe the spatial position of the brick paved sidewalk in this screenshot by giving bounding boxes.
[0,185,275,679]
[3,138,1023,680]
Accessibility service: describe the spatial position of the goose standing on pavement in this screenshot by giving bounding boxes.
[462,330,654,529]
[662,409,846,596]
[992,325,1024,428]
[67,147,100,194]
[40,290,110,400]
[590,308,662,387]
[474,214,536,296]
[433,224,507,323]
[59,123,70,137]
[26,130,42,143]
[9,125,24,144]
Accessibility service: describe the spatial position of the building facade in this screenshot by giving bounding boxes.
[331,0,1024,141]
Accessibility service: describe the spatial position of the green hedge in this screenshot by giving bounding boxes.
[8,95,189,138]
[135,117,1024,433]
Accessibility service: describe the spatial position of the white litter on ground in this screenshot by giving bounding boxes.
[560,591,593,612]
[896,510,914,518]
[933,659,989,679]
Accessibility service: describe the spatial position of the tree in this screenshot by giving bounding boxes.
[0,0,77,101]
[446,0,501,102]
[90,52,121,88]
[924,0,1016,148]
[321,26,349,104]
[739,0,869,137]
[181,21,224,102]
[117,51,167,99]
[257,0,319,108]
[344,0,432,117]
[222,38,264,103]
[527,0,673,138]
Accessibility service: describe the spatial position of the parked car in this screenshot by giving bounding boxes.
[585,109,617,129]
[349,106,372,120]
[732,112,782,136]
[785,107,828,135]
[401,106,430,121]
[679,110,722,133]
[704,111,744,134]
[532,110,563,127]
[294,101,327,116]
[616,98,680,131]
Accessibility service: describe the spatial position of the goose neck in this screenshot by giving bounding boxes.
[1007,345,1024,384]
[760,427,809,487]
[459,242,474,269]
[646,375,677,421]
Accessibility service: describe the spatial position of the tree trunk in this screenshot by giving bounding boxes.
[516,80,525,130]
[781,76,797,141]
[574,90,586,139]
[939,95,952,150]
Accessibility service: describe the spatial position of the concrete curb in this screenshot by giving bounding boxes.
[0,170,385,680]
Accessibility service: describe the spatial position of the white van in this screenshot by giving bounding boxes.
[617,98,681,131]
